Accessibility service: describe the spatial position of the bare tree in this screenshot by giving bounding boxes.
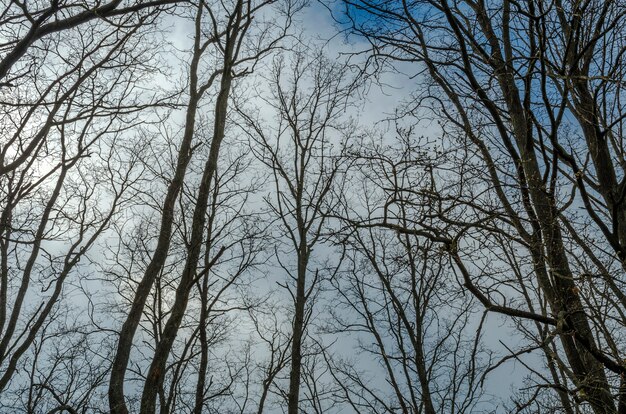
[336,0,626,411]
[10,0,625,412]
[325,131,488,414]
[237,46,357,413]
[0,3,175,403]
[106,0,297,412]
[0,0,184,174]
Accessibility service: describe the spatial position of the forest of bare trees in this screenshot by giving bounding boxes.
[1,0,626,413]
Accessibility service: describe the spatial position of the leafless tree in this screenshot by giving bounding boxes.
[106,0,298,412]
[0,1,178,404]
[8,0,624,412]
[324,131,489,414]
[336,0,626,411]
[0,0,184,174]
[237,46,357,413]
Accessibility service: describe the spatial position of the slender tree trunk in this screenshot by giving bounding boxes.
[193,270,211,414]
[108,7,206,411]
[139,51,235,414]
[287,246,308,414]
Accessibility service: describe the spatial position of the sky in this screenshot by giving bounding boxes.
[272,2,542,411]
[0,1,565,412]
